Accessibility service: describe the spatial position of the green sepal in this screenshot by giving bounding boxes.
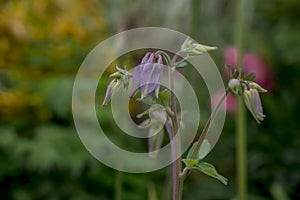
[175,61,188,68]
[244,72,256,81]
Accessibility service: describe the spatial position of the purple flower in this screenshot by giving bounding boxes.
[102,66,131,106]
[243,88,265,123]
[130,52,163,99]
[102,79,119,106]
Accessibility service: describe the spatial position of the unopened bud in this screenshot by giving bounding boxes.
[228,79,241,95]
[102,79,118,106]
[243,88,265,123]
[248,81,267,93]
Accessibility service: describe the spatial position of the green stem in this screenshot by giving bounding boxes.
[168,53,182,200]
[235,0,247,199]
[179,91,228,181]
[237,97,247,200]
[114,170,122,200]
[191,92,228,158]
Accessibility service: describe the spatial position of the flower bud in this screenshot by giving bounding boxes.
[181,37,216,56]
[248,81,267,93]
[102,79,119,106]
[228,78,241,95]
[243,88,265,123]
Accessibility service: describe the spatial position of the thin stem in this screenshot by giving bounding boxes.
[191,92,228,158]
[237,97,247,200]
[180,91,228,181]
[167,52,181,200]
[114,170,122,200]
[235,0,247,199]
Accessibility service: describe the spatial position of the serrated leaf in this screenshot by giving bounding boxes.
[186,139,211,160]
[182,159,199,168]
[193,162,228,185]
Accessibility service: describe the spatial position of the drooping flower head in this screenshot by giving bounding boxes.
[224,46,274,91]
[227,72,267,123]
[243,87,265,123]
[102,66,131,106]
[130,52,164,99]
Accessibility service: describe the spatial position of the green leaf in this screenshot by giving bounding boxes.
[182,159,199,168]
[193,162,228,185]
[157,89,170,106]
[244,72,256,81]
[186,139,211,160]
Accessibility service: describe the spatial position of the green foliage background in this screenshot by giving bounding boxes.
[0,0,299,199]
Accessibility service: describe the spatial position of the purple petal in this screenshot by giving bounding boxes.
[141,52,151,64]
[253,89,265,118]
[156,54,163,64]
[129,65,141,98]
[140,63,163,97]
[102,79,116,106]
[147,53,155,63]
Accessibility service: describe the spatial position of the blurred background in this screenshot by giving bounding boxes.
[0,0,299,199]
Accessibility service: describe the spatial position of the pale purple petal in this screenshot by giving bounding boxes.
[130,65,141,97]
[102,79,117,106]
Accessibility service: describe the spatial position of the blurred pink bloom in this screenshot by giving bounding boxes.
[216,46,275,115]
[224,46,238,70]
[224,46,274,91]
[243,53,274,91]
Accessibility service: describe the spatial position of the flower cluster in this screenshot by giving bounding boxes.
[102,66,131,106]
[102,52,164,106]
[227,69,267,123]
[130,52,164,99]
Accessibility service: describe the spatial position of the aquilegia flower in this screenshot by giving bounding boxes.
[102,66,131,106]
[227,73,267,123]
[243,87,265,123]
[130,52,164,99]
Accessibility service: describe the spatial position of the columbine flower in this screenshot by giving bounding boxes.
[130,52,163,99]
[242,88,265,123]
[181,37,216,56]
[224,46,274,91]
[102,79,119,106]
[227,69,267,123]
[102,66,131,106]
